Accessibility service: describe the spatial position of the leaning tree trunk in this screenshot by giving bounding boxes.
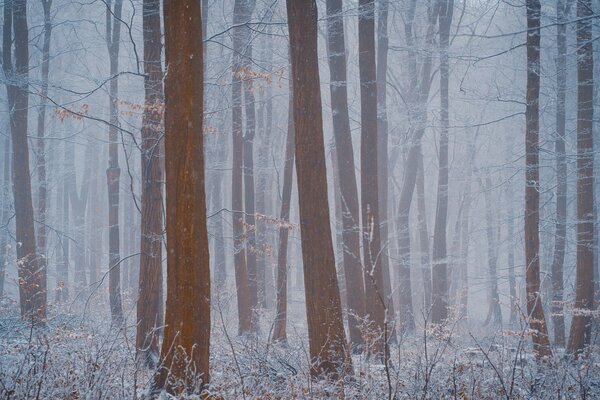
[287,0,352,380]
[551,0,571,348]
[325,0,365,350]
[359,0,385,356]
[231,0,252,334]
[431,0,454,324]
[3,0,46,322]
[273,78,295,343]
[524,0,552,358]
[136,0,164,367]
[105,0,124,325]
[155,0,210,393]
[568,0,594,356]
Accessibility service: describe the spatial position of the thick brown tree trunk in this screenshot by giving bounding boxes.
[231,0,252,334]
[273,80,295,343]
[325,0,365,350]
[551,0,571,348]
[287,0,352,380]
[359,0,385,355]
[524,0,552,358]
[3,0,46,322]
[155,0,210,392]
[431,0,453,324]
[136,0,164,367]
[106,0,124,325]
[568,0,594,356]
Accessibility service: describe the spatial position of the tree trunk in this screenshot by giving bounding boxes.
[481,174,502,327]
[431,0,453,324]
[416,152,432,312]
[359,0,385,356]
[36,0,52,272]
[568,0,594,356]
[136,0,164,367]
[524,0,552,358]
[506,175,518,325]
[3,0,46,322]
[325,0,365,350]
[0,137,10,298]
[287,0,352,380]
[273,79,295,344]
[106,0,124,325]
[155,0,210,392]
[551,0,571,348]
[231,0,252,334]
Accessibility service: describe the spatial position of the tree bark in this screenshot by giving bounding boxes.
[325,0,365,350]
[524,0,552,358]
[231,0,252,334]
[287,0,352,380]
[105,0,124,325]
[155,0,210,392]
[136,0,164,367]
[551,0,571,348]
[568,0,594,356]
[431,0,453,324]
[3,0,46,322]
[273,79,295,344]
[359,0,385,355]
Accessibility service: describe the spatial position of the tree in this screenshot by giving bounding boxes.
[136,0,164,367]
[0,137,9,298]
[155,0,210,392]
[567,0,594,356]
[358,0,385,354]
[3,0,46,322]
[325,0,365,349]
[273,77,295,343]
[36,0,52,271]
[431,0,454,324]
[286,0,352,379]
[551,0,571,348]
[524,0,551,358]
[105,0,124,325]
[231,0,253,334]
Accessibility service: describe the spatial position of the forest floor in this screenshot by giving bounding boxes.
[1,293,600,399]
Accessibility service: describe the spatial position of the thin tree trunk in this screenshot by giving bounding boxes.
[106,0,124,325]
[524,0,552,358]
[273,80,295,343]
[0,137,10,298]
[568,0,594,356]
[551,0,571,348]
[136,0,164,367]
[506,177,518,325]
[3,0,46,322]
[431,0,453,324]
[231,0,252,334]
[36,0,52,270]
[325,0,365,350]
[88,146,101,286]
[416,152,432,312]
[287,0,352,380]
[155,0,210,392]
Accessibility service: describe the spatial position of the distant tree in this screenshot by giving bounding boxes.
[568,0,594,356]
[524,0,552,358]
[155,0,211,393]
[287,0,352,379]
[136,0,164,367]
